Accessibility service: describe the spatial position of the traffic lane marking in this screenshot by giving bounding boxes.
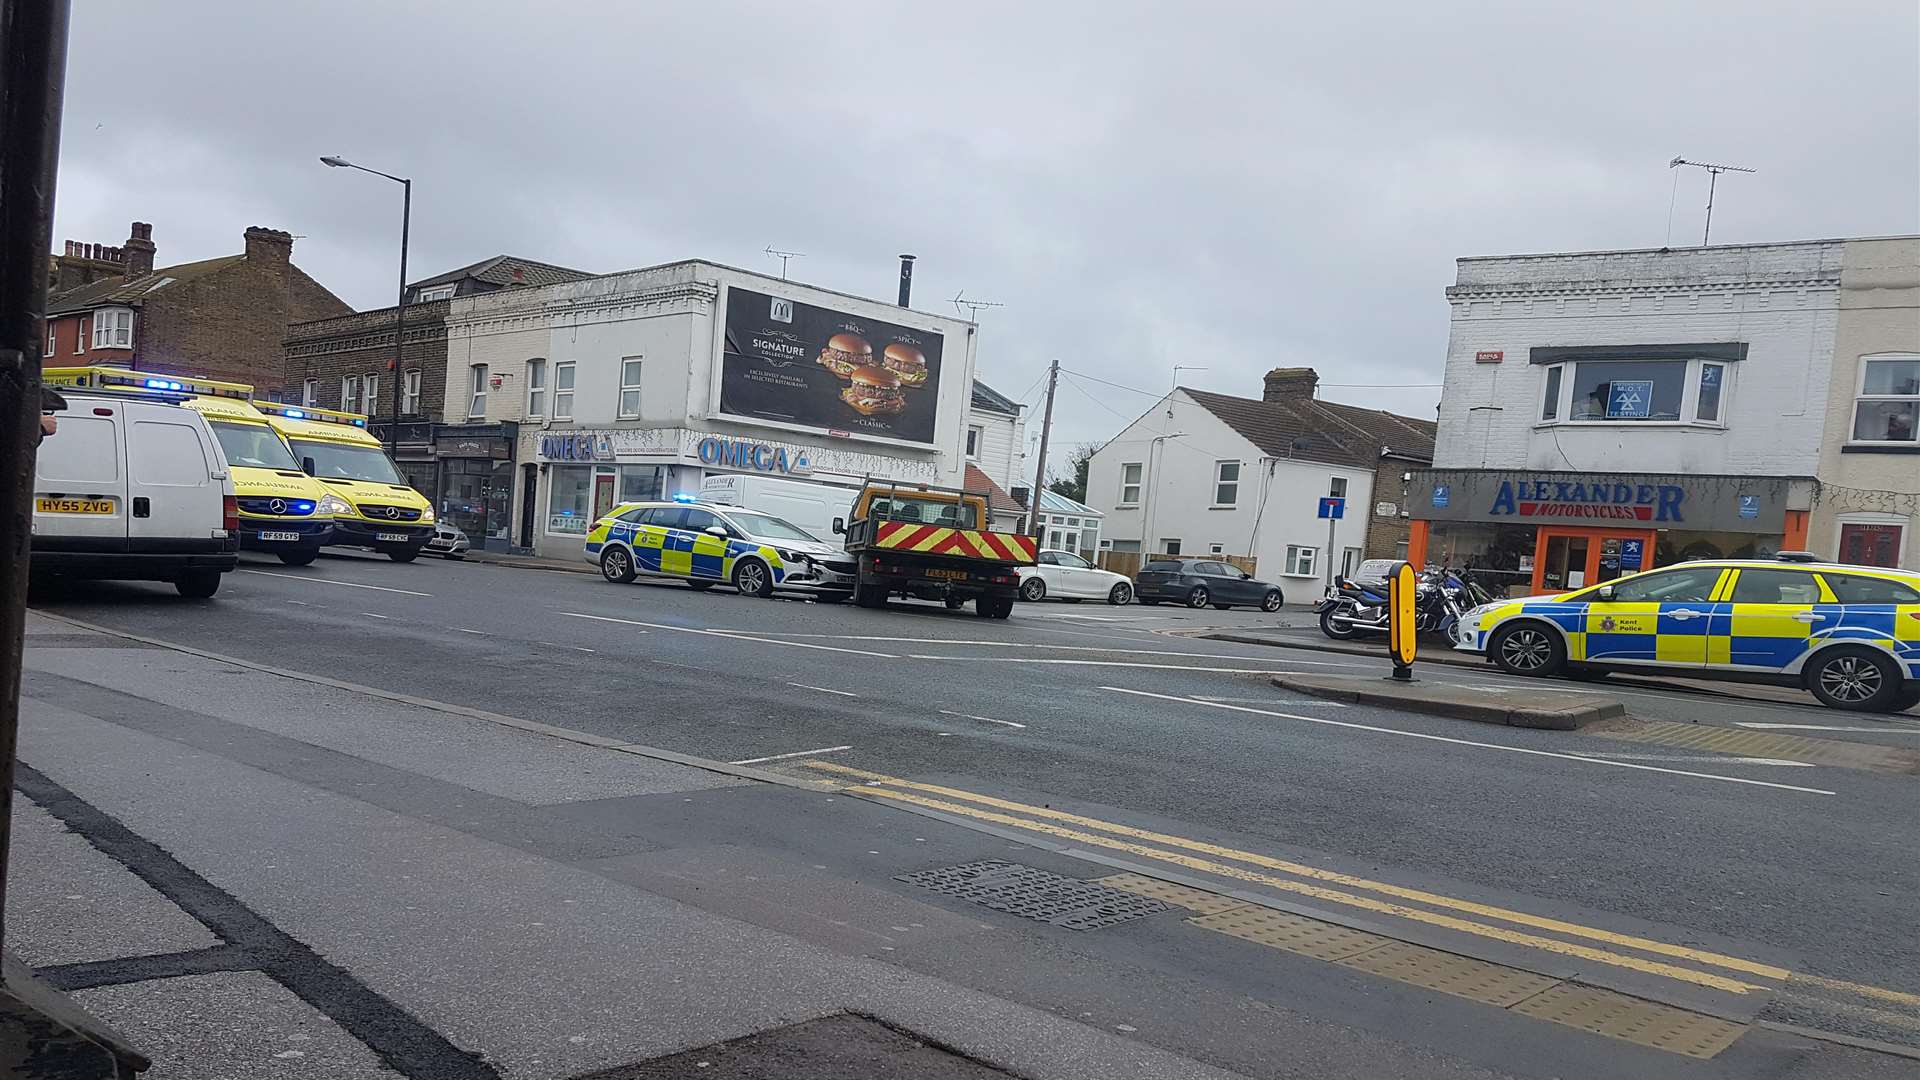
[1101,687,1837,796]
[360,612,389,620]
[937,709,1025,729]
[788,683,858,698]
[558,612,898,658]
[802,761,1792,984]
[906,656,1327,675]
[778,636,1366,667]
[730,745,852,765]
[237,569,432,597]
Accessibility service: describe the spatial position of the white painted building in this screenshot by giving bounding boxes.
[1086,368,1434,588]
[440,260,978,556]
[964,380,1027,496]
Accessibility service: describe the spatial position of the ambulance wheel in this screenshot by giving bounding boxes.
[1489,622,1565,677]
[175,571,222,599]
[385,547,418,563]
[1806,647,1902,712]
[732,558,774,598]
[277,548,318,567]
[600,546,636,584]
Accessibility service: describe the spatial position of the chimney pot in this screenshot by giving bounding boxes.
[121,221,156,279]
[242,226,294,272]
[1262,367,1320,402]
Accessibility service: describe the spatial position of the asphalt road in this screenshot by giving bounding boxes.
[29,550,1920,1071]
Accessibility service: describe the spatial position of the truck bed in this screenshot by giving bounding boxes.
[848,519,1038,565]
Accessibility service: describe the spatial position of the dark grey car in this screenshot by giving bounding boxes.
[1133,558,1284,611]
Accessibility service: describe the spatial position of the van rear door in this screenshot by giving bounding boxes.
[126,411,225,546]
[32,411,129,550]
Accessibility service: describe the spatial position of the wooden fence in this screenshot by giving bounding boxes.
[1096,551,1258,579]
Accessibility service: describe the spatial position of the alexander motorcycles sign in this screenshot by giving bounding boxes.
[1407,470,1803,533]
[1489,480,1685,522]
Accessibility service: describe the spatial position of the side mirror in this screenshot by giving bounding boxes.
[703,525,727,538]
[831,517,846,535]
[1596,584,1616,601]
[300,456,316,475]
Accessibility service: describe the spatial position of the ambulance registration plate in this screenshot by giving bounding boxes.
[36,498,113,514]
[258,531,301,542]
[376,532,410,542]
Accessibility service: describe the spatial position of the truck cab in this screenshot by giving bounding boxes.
[254,403,436,562]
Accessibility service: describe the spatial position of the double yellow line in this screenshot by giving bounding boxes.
[807,760,1920,1011]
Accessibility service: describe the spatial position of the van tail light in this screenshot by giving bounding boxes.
[222,495,240,533]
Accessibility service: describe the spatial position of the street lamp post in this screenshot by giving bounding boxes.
[320,155,409,454]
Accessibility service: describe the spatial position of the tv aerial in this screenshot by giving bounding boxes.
[763,246,806,280]
[950,290,1004,320]
[1668,158,1755,246]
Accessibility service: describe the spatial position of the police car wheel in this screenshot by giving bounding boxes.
[600,546,636,584]
[1490,623,1565,677]
[1807,647,1902,712]
[1895,684,1920,712]
[732,559,774,598]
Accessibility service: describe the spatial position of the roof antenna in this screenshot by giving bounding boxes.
[949,290,1004,320]
[763,246,805,280]
[1668,158,1756,246]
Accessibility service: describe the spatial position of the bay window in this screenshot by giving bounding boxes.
[1537,356,1732,425]
[91,307,132,349]
[1850,355,1919,445]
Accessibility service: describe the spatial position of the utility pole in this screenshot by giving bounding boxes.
[1027,358,1059,537]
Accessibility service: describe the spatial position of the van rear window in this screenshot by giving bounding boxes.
[130,421,210,486]
[36,415,119,484]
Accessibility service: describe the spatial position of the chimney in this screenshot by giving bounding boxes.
[1262,367,1319,402]
[897,254,915,307]
[122,221,155,279]
[243,226,293,272]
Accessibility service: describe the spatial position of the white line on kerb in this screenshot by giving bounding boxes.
[908,656,1314,675]
[1101,687,1838,796]
[360,612,389,619]
[453,628,487,635]
[237,569,431,597]
[730,745,853,765]
[788,682,858,698]
[939,709,1025,729]
[1736,722,1920,733]
[559,612,897,657]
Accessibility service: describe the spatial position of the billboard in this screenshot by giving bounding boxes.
[718,286,944,445]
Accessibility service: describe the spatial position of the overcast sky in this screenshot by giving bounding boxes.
[51,2,1919,463]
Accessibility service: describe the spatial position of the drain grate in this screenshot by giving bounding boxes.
[897,860,1170,931]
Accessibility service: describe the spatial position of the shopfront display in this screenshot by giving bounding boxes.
[434,424,518,551]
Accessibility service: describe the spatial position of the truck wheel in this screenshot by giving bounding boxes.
[944,595,966,610]
[175,571,222,599]
[854,582,887,608]
[277,548,318,567]
[1019,578,1046,602]
[732,558,774,598]
[1806,647,1902,712]
[990,596,1014,619]
[601,546,637,583]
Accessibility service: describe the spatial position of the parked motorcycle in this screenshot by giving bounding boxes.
[1316,566,1494,640]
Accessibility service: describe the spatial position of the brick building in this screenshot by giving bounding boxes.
[44,222,350,387]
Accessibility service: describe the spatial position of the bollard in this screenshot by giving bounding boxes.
[1386,561,1417,683]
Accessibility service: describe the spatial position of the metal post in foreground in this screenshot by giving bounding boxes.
[1386,560,1418,683]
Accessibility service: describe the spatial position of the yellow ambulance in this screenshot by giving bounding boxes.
[253,402,436,561]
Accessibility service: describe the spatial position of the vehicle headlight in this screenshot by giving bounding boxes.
[420,506,435,524]
[315,494,351,517]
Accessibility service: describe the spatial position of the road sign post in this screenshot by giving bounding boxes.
[1386,560,1417,682]
[1317,496,1345,589]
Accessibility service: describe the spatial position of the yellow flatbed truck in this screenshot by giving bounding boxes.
[837,482,1038,618]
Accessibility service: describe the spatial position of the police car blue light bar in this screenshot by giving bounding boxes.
[671,492,699,503]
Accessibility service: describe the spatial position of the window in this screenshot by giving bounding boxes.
[129,421,210,485]
[1209,543,1225,555]
[1329,477,1348,499]
[1285,545,1316,576]
[402,369,421,415]
[1037,551,1060,565]
[415,284,455,303]
[1697,363,1725,423]
[680,508,724,535]
[1729,569,1822,605]
[1540,364,1562,420]
[1850,355,1919,444]
[1836,521,1906,568]
[302,379,317,406]
[363,373,380,416]
[525,359,547,417]
[1054,552,1092,569]
[1605,565,1722,603]
[467,364,488,418]
[1822,572,1920,605]
[645,506,687,530]
[1541,358,1733,424]
[615,506,650,524]
[44,321,54,356]
[1161,538,1182,556]
[546,465,593,533]
[619,465,664,503]
[341,375,361,414]
[966,425,983,459]
[208,421,300,470]
[618,357,643,419]
[553,361,575,420]
[1119,462,1143,505]
[1212,461,1240,506]
[91,307,132,349]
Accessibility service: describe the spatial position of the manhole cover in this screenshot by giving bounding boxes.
[897,860,1169,930]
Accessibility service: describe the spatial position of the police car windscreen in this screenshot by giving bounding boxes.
[726,511,821,543]
[291,439,404,484]
[210,421,300,470]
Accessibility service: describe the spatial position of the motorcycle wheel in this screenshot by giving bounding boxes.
[1318,608,1360,640]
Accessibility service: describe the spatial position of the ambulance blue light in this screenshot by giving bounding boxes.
[145,378,184,391]
[671,492,699,503]
[293,501,314,513]
[285,409,305,418]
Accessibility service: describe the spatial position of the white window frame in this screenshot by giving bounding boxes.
[1536,358,1730,427]
[467,364,488,419]
[302,379,318,407]
[341,375,361,414]
[1329,476,1348,499]
[402,369,421,414]
[966,425,983,459]
[363,373,380,416]
[1209,543,1225,555]
[1284,545,1317,577]
[1212,460,1240,508]
[1848,353,1920,446]
[525,358,547,418]
[617,357,643,420]
[552,361,575,421]
[45,321,54,356]
[91,307,132,349]
[1118,462,1143,506]
[415,284,455,303]
[1161,538,1182,556]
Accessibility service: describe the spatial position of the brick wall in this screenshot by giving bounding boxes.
[284,299,451,420]
[1363,455,1422,560]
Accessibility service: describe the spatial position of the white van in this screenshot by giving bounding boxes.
[31,391,240,598]
[697,474,858,540]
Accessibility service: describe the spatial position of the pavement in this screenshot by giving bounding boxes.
[11,549,1920,1078]
[1270,672,1625,729]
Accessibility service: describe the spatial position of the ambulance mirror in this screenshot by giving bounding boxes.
[300,456,316,475]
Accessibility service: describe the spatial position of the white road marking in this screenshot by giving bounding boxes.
[1735,722,1920,733]
[453,628,487,635]
[1566,752,1816,767]
[1193,695,1349,707]
[908,656,1313,675]
[360,612,388,619]
[939,709,1026,729]
[1022,612,1162,622]
[777,636,1361,667]
[238,569,431,597]
[285,599,308,606]
[730,745,853,765]
[559,612,898,657]
[789,682,858,698]
[1101,687,1837,796]
[571,646,597,653]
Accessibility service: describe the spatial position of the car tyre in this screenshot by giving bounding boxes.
[600,546,637,584]
[1138,598,1160,606]
[1185,586,1210,609]
[732,558,774,598]
[688,580,716,591]
[1805,647,1903,712]
[175,571,221,599]
[277,548,319,567]
[1107,582,1133,606]
[1260,590,1284,613]
[988,596,1014,619]
[1020,578,1046,602]
[945,595,967,610]
[445,552,466,561]
[1211,603,1232,611]
[1489,622,1565,678]
[384,547,419,563]
[1893,684,1920,712]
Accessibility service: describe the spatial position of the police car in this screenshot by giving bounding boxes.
[1454,555,1920,712]
[585,496,857,599]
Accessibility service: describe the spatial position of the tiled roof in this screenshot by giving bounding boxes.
[970,379,1022,415]
[964,463,1026,514]
[1182,388,1435,469]
[47,255,244,314]
[409,255,593,291]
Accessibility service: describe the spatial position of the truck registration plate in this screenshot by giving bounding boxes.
[36,498,112,514]
[376,532,410,543]
[924,568,969,580]
[258,531,301,542]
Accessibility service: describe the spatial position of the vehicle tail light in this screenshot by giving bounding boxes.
[222,495,240,533]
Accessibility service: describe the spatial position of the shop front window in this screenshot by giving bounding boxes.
[547,465,594,534]
[1540,358,1730,424]
[441,458,514,544]
[620,465,665,504]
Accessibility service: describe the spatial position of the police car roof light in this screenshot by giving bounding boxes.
[671,492,699,504]
[1775,551,1821,563]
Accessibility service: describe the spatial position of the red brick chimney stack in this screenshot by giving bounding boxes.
[121,221,155,279]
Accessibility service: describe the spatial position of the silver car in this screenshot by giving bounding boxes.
[424,521,470,559]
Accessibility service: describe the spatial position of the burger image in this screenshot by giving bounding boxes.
[817,333,872,379]
[881,343,929,388]
[840,365,907,416]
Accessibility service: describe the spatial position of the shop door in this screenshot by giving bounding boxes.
[1838,523,1903,568]
[1539,534,1589,593]
[1533,527,1657,594]
[519,464,538,548]
[592,473,617,524]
